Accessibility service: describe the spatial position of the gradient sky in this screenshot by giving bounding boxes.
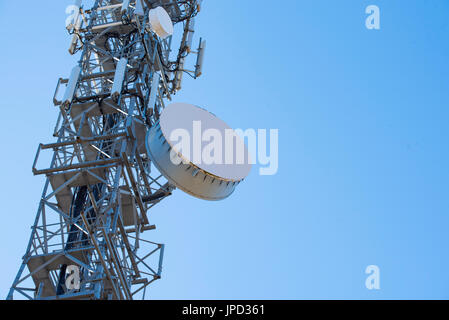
[0,0,448,299]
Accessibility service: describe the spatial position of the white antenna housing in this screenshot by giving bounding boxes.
[62,66,81,107]
[195,38,206,78]
[148,6,174,39]
[134,0,145,16]
[146,103,251,201]
[186,18,195,52]
[111,58,128,101]
[68,34,79,55]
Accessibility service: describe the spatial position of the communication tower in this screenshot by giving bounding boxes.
[7,0,207,300]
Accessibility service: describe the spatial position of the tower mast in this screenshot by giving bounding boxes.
[8,0,204,300]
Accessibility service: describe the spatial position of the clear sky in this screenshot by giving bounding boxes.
[0,0,448,299]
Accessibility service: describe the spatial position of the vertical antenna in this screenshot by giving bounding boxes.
[195,38,206,78]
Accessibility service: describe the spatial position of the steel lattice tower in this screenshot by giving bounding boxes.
[8,0,205,300]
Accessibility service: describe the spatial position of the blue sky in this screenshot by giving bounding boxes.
[0,0,449,299]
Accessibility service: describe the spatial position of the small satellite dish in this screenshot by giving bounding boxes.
[146,103,252,201]
[148,6,174,39]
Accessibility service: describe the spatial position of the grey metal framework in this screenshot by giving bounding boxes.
[8,0,204,300]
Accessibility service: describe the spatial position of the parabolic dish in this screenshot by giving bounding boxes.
[146,103,252,201]
[148,6,174,39]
